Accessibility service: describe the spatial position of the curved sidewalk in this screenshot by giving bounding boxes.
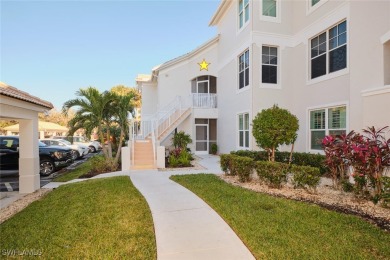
[130,166,255,259]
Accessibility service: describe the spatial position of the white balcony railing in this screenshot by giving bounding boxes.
[191,93,217,108]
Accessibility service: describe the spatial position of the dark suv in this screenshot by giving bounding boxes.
[0,136,74,176]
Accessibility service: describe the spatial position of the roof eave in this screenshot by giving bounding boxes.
[209,0,232,26]
[156,35,220,72]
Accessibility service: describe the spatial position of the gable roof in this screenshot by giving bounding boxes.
[0,82,54,109]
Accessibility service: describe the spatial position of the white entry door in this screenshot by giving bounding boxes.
[195,124,208,154]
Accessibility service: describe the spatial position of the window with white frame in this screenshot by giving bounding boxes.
[239,0,250,29]
[262,46,278,84]
[309,106,346,150]
[239,50,250,89]
[238,113,250,148]
[311,20,347,79]
[262,0,277,17]
[311,0,321,7]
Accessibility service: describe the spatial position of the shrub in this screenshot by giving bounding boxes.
[230,155,254,182]
[172,131,192,149]
[211,144,218,155]
[291,165,321,193]
[220,154,231,174]
[322,126,390,201]
[381,176,390,207]
[86,155,116,176]
[168,147,192,168]
[252,105,299,162]
[231,150,328,175]
[168,155,180,168]
[255,161,289,188]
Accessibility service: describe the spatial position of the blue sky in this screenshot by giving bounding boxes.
[1,0,219,109]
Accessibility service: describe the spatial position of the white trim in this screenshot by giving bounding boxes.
[237,48,251,92]
[361,85,390,97]
[195,123,209,154]
[307,68,349,86]
[306,101,349,153]
[380,30,390,44]
[260,44,281,89]
[306,0,329,16]
[237,0,251,33]
[236,110,251,150]
[306,19,349,85]
[260,0,281,23]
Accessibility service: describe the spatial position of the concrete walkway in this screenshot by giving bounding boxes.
[43,155,255,259]
[131,171,254,259]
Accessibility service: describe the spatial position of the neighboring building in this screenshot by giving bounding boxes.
[134,0,390,167]
[4,121,69,138]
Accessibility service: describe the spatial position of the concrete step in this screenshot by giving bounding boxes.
[131,164,156,170]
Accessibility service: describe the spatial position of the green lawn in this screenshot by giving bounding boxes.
[0,177,156,259]
[171,174,390,260]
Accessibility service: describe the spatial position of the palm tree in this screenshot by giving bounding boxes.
[62,87,116,160]
[110,93,134,166]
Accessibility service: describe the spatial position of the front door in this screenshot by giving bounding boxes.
[195,124,208,154]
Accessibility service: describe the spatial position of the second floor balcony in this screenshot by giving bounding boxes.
[191,93,217,108]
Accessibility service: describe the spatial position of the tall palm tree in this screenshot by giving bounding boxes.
[110,92,134,166]
[62,87,116,159]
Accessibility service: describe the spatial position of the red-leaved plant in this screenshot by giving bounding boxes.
[322,126,390,201]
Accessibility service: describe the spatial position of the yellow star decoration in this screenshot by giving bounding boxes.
[198,59,210,71]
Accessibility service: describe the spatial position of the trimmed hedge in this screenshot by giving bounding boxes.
[291,165,321,192]
[231,150,328,175]
[221,154,322,191]
[255,161,289,188]
[220,154,254,182]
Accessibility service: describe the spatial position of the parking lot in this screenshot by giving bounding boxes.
[0,152,97,192]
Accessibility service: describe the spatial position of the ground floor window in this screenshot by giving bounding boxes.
[310,105,346,150]
[238,113,250,148]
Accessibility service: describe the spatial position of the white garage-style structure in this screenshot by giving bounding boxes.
[0,82,54,193]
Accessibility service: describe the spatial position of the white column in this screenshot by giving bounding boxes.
[39,131,45,139]
[121,147,130,171]
[157,146,166,168]
[19,118,40,193]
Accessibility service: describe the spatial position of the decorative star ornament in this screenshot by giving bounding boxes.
[198,59,210,71]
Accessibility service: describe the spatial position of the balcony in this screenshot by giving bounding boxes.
[191,93,217,108]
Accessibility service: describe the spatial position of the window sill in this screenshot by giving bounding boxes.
[237,21,250,35]
[259,15,281,23]
[308,149,325,155]
[260,83,281,89]
[236,85,251,94]
[307,68,349,86]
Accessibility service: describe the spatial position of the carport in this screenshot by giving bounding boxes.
[0,82,54,193]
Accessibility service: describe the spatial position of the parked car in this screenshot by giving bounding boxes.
[40,139,89,160]
[52,136,102,153]
[0,136,73,176]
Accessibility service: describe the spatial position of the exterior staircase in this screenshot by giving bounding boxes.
[157,107,191,142]
[130,96,192,169]
[131,139,155,170]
